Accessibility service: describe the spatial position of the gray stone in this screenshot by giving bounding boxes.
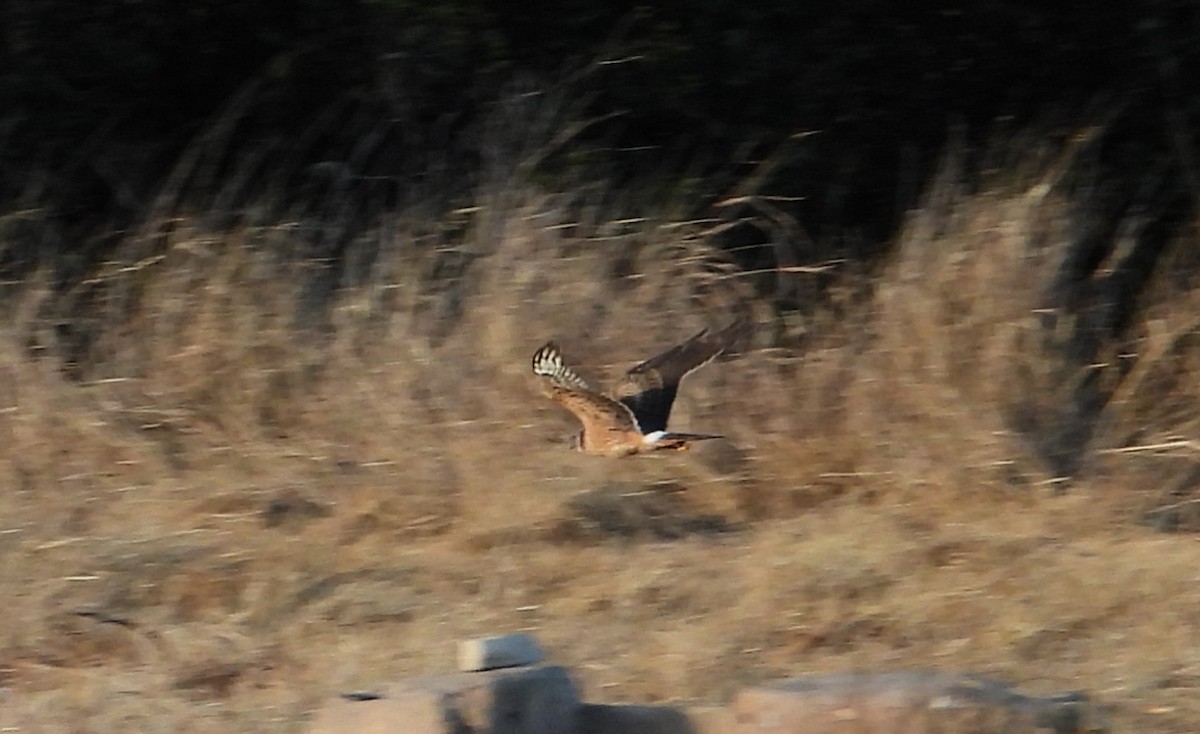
[576,704,736,734]
[458,633,546,672]
[732,670,1106,734]
[306,664,579,734]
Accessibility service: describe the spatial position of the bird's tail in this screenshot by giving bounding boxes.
[642,430,724,451]
[661,432,724,442]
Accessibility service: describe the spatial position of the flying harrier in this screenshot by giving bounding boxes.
[531,325,739,456]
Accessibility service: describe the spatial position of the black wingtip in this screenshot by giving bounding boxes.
[714,316,751,351]
[531,341,560,372]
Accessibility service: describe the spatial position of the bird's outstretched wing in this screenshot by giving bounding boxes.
[613,323,741,433]
[532,342,641,435]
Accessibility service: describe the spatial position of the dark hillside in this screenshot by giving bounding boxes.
[3,2,1197,257]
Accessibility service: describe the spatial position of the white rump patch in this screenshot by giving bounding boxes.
[641,430,667,446]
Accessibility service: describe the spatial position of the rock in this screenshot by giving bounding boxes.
[458,633,546,672]
[732,670,1106,734]
[576,704,736,734]
[306,664,579,734]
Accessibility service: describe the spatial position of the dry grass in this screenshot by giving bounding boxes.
[3,108,1200,733]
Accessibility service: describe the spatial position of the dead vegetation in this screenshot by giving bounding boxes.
[2,91,1200,733]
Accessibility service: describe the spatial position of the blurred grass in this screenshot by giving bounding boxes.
[1,84,1200,732]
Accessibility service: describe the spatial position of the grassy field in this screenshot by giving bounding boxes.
[2,110,1200,733]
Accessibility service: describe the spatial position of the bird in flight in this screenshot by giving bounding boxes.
[531,325,739,456]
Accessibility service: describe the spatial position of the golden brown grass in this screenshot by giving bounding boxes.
[3,126,1200,733]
